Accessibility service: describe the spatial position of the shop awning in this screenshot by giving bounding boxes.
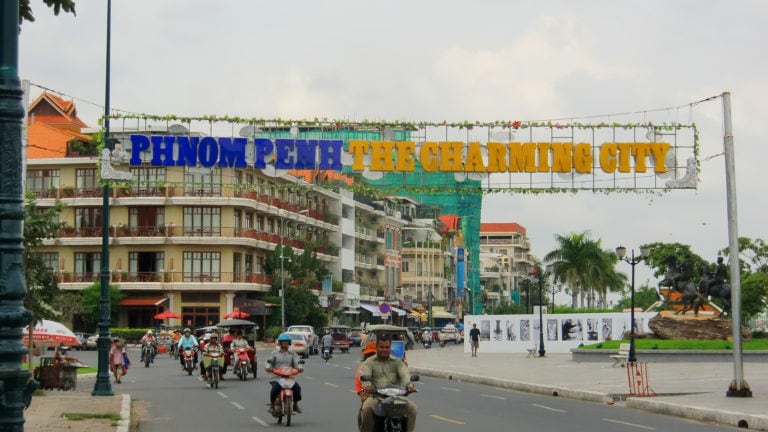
[431,308,456,319]
[358,303,381,316]
[410,309,427,322]
[119,297,167,307]
[391,306,408,315]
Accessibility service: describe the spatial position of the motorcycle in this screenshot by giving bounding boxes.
[204,351,224,389]
[359,375,419,432]
[232,347,256,381]
[421,335,431,349]
[268,359,305,426]
[181,347,197,375]
[168,342,179,359]
[321,346,332,362]
[141,341,155,367]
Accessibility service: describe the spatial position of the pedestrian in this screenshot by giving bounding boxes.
[469,323,480,357]
[109,338,127,383]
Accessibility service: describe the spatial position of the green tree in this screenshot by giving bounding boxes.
[741,272,768,319]
[487,300,526,315]
[544,232,620,308]
[615,285,662,311]
[19,0,76,24]
[22,195,66,323]
[721,237,768,273]
[80,282,123,330]
[643,242,707,280]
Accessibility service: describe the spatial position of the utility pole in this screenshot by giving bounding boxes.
[0,3,40,429]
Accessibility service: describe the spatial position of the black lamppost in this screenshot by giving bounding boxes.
[528,264,551,357]
[0,2,40,427]
[615,245,651,364]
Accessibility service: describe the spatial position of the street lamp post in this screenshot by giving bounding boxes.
[528,264,551,357]
[615,245,651,364]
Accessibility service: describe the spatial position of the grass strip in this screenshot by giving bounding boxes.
[580,339,768,350]
[61,412,121,421]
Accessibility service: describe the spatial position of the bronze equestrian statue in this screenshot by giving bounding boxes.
[658,254,704,316]
[698,257,731,317]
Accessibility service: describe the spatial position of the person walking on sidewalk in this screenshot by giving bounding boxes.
[469,324,480,357]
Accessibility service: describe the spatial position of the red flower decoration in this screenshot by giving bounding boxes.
[511,121,522,129]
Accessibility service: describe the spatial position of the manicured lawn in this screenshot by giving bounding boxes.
[580,339,768,350]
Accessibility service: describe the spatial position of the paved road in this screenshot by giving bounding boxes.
[68,346,743,431]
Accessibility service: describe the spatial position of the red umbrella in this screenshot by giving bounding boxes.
[224,309,250,319]
[154,311,182,320]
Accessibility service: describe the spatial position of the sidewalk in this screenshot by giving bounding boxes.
[406,345,768,431]
[23,374,130,432]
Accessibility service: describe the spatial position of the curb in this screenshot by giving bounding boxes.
[411,366,768,432]
[626,398,768,431]
[116,393,131,432]
[409,366,614,404]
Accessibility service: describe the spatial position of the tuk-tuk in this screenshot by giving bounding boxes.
[320,325,352,353]
[365,324,416,355]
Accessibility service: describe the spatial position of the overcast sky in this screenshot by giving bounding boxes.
[19,0,768,294]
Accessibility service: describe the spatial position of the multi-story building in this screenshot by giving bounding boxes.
[478,223,532,308]
[25,92,465,330]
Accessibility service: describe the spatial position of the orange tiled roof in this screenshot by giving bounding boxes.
[288,169,353,186]
[480,222,526,236]
[26,91,91,159]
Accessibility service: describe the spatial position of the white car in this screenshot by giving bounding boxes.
[286,325,319,355]
[275,333,310,358]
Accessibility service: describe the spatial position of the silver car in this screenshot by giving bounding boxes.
[275,333,310,359]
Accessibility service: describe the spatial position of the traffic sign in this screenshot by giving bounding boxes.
[378,302,391,316]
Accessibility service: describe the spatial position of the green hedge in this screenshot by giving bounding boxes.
[110,328,153,342]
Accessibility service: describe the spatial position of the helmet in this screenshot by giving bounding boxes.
[183,328,191,333]
[362,341,377,356]
[147,330,153,334]
[209,333,219,339]
[203,333,211,341]
[277,334,292,343]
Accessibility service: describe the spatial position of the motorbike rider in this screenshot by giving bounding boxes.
[265,333,303,414]
[359,337,417,432]
[421,329,431,347]
[320,330,334,356]
[177,328,199,370]
[139,330,157,363]
[354,342,378,402]
[230,330,253,370]
[202,332,224,382]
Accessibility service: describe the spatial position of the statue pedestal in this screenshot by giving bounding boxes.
[649,312,750,340]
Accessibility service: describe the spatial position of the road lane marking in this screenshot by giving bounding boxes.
[531,403,566,413]
[480,393,507,400]
[603,419,656,429]
[304,376,315,380]
[439,386,461,392]
[231,402,244,410]
[252,416,269,427]
[324,382,339,387]
[217,391,228,398]
[343,366,352,370]
[431,414,465,425]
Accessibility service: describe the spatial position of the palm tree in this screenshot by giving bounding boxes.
[544,232,614,308]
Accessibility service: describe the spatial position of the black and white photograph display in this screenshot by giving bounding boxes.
[505,320,516,341]
[519,319,530,341]
[463,312,656,354]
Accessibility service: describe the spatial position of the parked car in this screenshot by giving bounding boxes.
[84,334,99,350]
[286,325,318,355]
[275,332,310,358]
[71,332,88,350]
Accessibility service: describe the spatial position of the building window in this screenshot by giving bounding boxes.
[75,168,99,197]
[35,252,59,272]
[402,262,410,273]
[129,166,166,191]
[184,167,221,196]
[75,207,102,236]
[233,253,242,282]
[128,207,164,235]
[26,169,60,197]
[181,306,220,329]
[128,251,164,282]
[183,251,220,282]
[74,252,101,282]
[183,207,221,236]
[245,254,253,274]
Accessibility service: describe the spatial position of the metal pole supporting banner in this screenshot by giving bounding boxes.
[722,91,751,397]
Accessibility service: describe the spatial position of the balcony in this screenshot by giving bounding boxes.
[59,271,274,286]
